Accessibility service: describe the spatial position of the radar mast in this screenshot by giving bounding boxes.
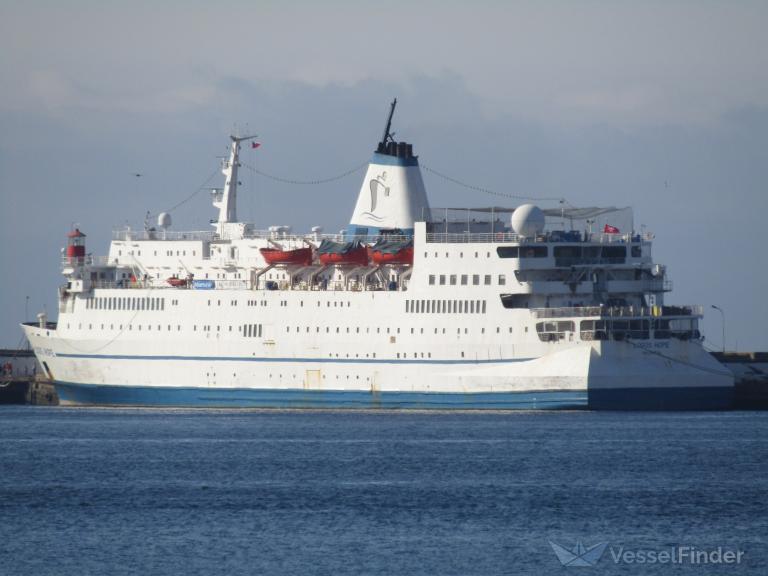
[213,134,257,237]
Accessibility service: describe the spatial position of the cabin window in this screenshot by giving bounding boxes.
[536,320,575,342]
[498,274,506,285]
[497,246,519,258]
[500,294,529,309]
[521,246,548,258]
[439,275,446,285]
[450,275,457,286]
[473,275,480,285]
[428,275,435,285]
[461,275,468,285]
[602,246,626,260]
[554,246,581,259]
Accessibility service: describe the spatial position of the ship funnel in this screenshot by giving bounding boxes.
[348,99,430,236]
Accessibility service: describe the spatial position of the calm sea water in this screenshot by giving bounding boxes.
[0,407,766,575]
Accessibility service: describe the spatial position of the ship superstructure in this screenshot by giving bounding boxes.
[22,102,733,409]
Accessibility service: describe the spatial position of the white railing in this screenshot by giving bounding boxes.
[112,230,215,242]
[426,232,525,243]
[111,228,412,245]
[641,279,673,292]
[61,255,113,268]
[425,231,646,245]
[532,305,703,319]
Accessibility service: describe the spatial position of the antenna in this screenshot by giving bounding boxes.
[230,134,258,144]
[378,98,397,151]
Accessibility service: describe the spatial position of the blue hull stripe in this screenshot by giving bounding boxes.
[54,382,587,410]
[52,382,734,411]
[56,353,534,365]
[589,386,733,411]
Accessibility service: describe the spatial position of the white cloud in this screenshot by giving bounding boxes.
[2,1,767,125]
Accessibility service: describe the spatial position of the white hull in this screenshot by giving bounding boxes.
[23,320,733,410]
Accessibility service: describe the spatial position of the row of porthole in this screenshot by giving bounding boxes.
[424,251,492,259]
[428,274,506,286]
[68,323,519,336]
[268,373,370,381]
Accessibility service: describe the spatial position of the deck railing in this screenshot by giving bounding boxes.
[61,255,113,268]
[532,305,703,319]
[112,230,216,242]
[426,231,646,245]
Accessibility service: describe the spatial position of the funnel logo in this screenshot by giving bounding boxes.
[549,540,608,567]
[363,171,389,221]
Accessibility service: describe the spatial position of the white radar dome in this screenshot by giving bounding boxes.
[511,204,545,238]
[157,212,172,229]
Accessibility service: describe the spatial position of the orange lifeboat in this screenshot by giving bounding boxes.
[259,247,313,266]
[368,239,413,265]
[317,240,369,266]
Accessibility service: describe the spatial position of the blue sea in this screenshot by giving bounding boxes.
[0,407,766,575]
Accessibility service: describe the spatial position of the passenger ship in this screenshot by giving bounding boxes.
[22,102,733,409]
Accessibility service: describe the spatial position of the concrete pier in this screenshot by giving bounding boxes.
[0,375,59,405]
[711,352,768,410]
[0,348,58,405]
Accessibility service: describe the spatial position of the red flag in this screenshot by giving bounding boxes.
[603,224,620,234]
[251,142,261,149]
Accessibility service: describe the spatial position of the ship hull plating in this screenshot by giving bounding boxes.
[24,326,733,410]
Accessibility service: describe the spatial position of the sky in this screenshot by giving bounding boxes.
[1,0,767,350]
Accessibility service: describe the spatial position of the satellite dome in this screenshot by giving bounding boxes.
[511,204,545,238]
[157,212,172,229]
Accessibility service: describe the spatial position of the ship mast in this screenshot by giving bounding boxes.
[213,134,257,236]
[377,98,397,153]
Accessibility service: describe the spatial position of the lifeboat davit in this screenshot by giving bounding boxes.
[317,240,369,266]
[259,247,313,266]
[368,239,414,265]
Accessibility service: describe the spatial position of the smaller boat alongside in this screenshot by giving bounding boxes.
[166,276,190,288]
